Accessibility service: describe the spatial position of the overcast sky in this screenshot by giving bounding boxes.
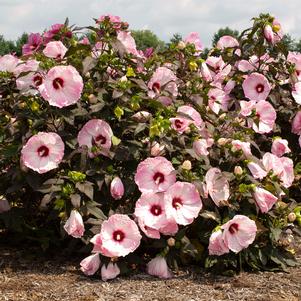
[0,0,300,47]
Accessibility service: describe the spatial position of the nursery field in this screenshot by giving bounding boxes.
[0,241,300,301]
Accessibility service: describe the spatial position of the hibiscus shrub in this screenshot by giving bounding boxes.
[1,14,301,278]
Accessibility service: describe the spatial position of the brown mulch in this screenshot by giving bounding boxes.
[0,243,300,301]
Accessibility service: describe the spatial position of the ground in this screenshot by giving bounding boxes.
[0,243,300,301]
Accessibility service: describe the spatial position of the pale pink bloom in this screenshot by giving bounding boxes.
[262,153,294,188]
[100,214,141,257]
[292,111,301,135]
[41,65,83,108]
[21,132,64,174]
[135,157,176,193]
[184,32,203,54]
[208,88,229,114]
[222,215,257,253]
[170,117,191,133]
[200,62,212,82]
[150,141,165,157]
[117,31,139,56]
[148,67,178,104]
[279,157,294,188]
[287,52,301,80]
[98,14,122,29]
[0,198,11,213]
[205,168,230,206]
[134,192,168,230]
[271,138,291,157]
[165,182,202,226]
[231,140,252,157]
[193,138,214,156]
[267,19,283,44]
[216,35,239,49]
[247,162,267,179]
[224,79,236,94]
[206,56,231,82]
[14,59,39,77]
[137,218,161,239]
[253,187,278,213]
[132,111,151,122]
[250,101,276,134]
[264,25,274,43]
[110,177,124,200]
[101,263,120,281]
[147,256,172,279]
[292,82,301,105]
[22,33,42,55]
[64,210,85,238]
[80,253,101,276]
[238,55,273,73]
[239,100,256,117]
[242,73,271,101]
[43,41,67,59]
[177,105,204,129]
[77,119,113,158]
[208,229,229,256]
[159,220,178,236]
[237,59,256,72]
[0,54,20,73]
[79,37,90,45]
[90,234,103,253]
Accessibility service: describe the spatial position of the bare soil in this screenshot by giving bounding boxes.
[0,243,300,301]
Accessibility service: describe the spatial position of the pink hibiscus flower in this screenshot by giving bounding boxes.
[99,214,142,257]
[101,263,120,281]
[21,132,64,174]
[231,140,252,157]
[193,138,214,157]
[165,182,202,225]
[222,215,257,253]
[208,229,230,256]
[22,33,43,55]
[134,192,169,231]
[205,168,230,206]
[0,54,20,73]
[110,177,124,200]
[184,32,203,54]
[41,65,83,108]
[148,66,178,105]
[117,31,139,56]
[207,88,229,114]
[64,210,85,238]
[292,111,301,135]
[147,256,173,279]
[77,119,113,158]
[43,41,68,59]
[292,82,301,105]
[271,138,291,157]
[216,36,239,50]
[135,157,176,193]
[80,253,101,276]
[253,187,278,213]
[242,73,271,101]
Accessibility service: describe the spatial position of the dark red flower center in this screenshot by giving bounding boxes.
[172,197,183,210]
[33,75,43,87]
[112,230,125,242]
[153,172,165,185]
[174,119,183,129]
[53,77,64,90]
[229,223,239,234]
[255,84,264,93]
[37,145,49,157]
[150,204,162,216]
[152,82,161,93]
[297,70,300,76]
[94,134,106,145]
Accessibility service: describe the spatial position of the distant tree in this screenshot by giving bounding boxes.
[131,30,165,51]
[212,27,239,47]
[0,33,28,56]
[294,39,301,52]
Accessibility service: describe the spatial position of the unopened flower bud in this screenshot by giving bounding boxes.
[110,177,124,200]
[182,160,192,170]
[288,212,296,223]
[234,166,243,175]
[177,41,186,49]
[88,94,97,104]
[217,138,228,146]
[167,237,176,247]
[151,141,165,156]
